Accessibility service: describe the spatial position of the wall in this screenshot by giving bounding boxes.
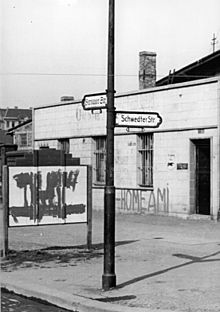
[34,102,106,140]
[92,187,169,215]
[34,78,218,141]
[154,129,218,218]
[33,77,220,219]
[115,78,218,132]
[114,135,138,187]
[70,138,93,166]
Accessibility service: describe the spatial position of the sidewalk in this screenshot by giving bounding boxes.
[1,212,220,312]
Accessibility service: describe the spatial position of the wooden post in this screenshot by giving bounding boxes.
[2,165,9,258]
[87,165,92,250]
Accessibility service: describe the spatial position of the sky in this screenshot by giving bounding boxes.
[1,0,220,109]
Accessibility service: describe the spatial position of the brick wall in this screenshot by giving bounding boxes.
[139,51,157,89]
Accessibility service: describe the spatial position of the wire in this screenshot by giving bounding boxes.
[0,72,218,78]
[0,72,108,77]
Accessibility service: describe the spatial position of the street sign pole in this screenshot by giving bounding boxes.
[102,0,116,290]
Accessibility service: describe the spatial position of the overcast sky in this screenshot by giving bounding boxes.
[1,0,220,109]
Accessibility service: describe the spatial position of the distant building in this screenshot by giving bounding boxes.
[2,107,32,131]
[7,119,32,151]
[0,109,7,130]
[0,107,32,150]
[0,130,13,145]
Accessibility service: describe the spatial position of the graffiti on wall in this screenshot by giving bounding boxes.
[116,187,169,214]
[9,166,87,226]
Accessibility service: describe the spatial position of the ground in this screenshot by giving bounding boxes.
[1,211,220,312]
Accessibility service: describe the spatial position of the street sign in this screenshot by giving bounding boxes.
[82,92,107,110]
[115,111,162,128]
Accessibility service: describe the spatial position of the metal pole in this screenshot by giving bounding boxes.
[217,80,220,221]
[2,165,9,258]
[87,165,92,250]
[102,0,116,290]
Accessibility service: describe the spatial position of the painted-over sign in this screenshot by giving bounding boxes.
[82,92,107,110]
[8,166,88,227]
[115,111,162,128]
[34,102,107,140]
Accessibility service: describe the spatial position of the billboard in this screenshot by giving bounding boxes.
[8,166,88,227]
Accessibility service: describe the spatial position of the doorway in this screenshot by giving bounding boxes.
[191,139,210,215]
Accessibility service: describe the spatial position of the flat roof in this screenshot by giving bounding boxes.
[33,76,220,110]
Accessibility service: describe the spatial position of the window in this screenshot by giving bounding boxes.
[138,134,153,186]
[58,139,70,153]
[20,133,28,146]
[16,132,32,148]
[93,136,106,184]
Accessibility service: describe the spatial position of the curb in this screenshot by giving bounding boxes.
[1,278,174,312]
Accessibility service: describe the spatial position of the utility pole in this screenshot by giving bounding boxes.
[211,33,217,53]
[102,0,116,290]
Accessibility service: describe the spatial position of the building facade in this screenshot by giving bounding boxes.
[33,76,220,220]
[2,107,32,131]
[0,109,7,130]
[7,120,32,151]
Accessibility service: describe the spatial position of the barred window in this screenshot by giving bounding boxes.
[16,132,32,148]
[20,133,28,147]
[94,136,106,184]
[138,134,153,187]
[58,138,70,153]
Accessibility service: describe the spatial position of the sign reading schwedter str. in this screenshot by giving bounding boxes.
[115,111,162,128]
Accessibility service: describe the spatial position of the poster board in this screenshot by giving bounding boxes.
[8,165,88,227]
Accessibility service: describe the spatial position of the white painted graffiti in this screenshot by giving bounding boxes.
[116,187,169,214]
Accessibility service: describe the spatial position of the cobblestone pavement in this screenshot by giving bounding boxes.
[1,290,70,312]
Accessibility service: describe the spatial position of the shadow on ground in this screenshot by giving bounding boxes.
[116,250,220,289]
[1,240,138,271]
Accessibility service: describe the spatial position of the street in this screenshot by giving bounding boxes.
[1,290,70,312]
[1,211,220,311]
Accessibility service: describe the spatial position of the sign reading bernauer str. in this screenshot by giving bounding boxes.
[81,94,162,128]
[82,92,107,110]
[115,111,162,128]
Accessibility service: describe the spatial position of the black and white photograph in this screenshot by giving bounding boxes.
[1,0,220,311]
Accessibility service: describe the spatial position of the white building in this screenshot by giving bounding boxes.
[33,72,220,220]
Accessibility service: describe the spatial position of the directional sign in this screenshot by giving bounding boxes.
[82,92,107,110]
[115,111,162,128]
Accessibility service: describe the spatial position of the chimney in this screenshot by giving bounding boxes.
[60,96,74,102]
[139,51,156,89]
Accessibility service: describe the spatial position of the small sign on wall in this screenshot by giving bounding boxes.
[177,163,188,170]
[167,154,175,170]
